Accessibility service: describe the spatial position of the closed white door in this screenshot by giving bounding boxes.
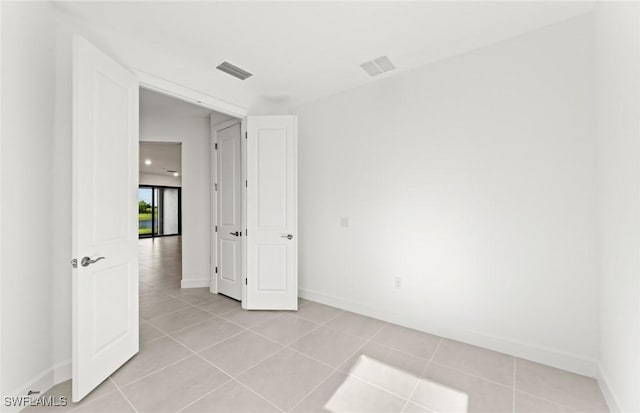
[72,36,139,402]
[216,122,243,301]
[245,116,298,310]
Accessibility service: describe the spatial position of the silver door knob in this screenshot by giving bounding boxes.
[81,256,105,267]
[281,234,293,240]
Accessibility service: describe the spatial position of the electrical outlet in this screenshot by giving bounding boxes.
[394,276,402,289]
[340,217,349,228]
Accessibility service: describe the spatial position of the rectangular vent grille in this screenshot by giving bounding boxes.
[360,56,396,77]
[217,61,253,80]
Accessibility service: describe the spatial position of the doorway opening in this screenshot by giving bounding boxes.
[138,87,240,302]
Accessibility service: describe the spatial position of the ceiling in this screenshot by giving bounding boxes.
[55,1,594,108]
[139,142,181,177]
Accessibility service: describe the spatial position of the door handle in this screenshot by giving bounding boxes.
[230,231,240,236]
[281,234,294,240]
[81,256,105,267]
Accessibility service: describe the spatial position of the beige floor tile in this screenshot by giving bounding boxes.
[140,321,165,343]
[222,308,283,328]
[515,359,608,412]
[165,287,218,305]
[181,380,281,413]
[412,363,513,413]
[139,282,157,295]
[23,379,117,413]
[237,348,333,411]
[251,313,319,345]
[171,317,244,352]
[110,336,191,386]
[148,306,213,333]
[140,296,190,320]
[515,391,573,413]
[339,342,427,398]
[432,339,514,386]
[372,324,441,360]
[325,311,387,339]
[294,302,343,324]
[292,371,406,413]
[290,325,366,368]
[72,391,134,413]
[198,295,242,315]
[121,355,230,413]
[199,330,283,377]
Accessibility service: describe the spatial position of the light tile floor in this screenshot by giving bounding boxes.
[27,237,609,413]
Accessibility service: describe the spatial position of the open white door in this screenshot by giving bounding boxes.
[215,122,243,301]
[72,36,139,401]
[245,116,298,310]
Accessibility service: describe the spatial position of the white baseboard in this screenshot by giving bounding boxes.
[299,287,598,377]
[597,366,622,413]
[2,360,71,412]
[180,278,210,288]
[4,368,54,413]
[52,360,71,384]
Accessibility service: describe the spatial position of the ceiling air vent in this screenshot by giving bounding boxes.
[360,56,396,77]
[216,61,253,80]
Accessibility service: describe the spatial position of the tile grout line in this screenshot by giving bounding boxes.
[188,350,286,413]
[171,378,233,413]
[108,377,139,413]
[113,353,195,389]
[286,321,389,412]
[154,319,287,413]
[427,360,515,390]
[400,337,444,413]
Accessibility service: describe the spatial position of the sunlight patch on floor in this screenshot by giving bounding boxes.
[325,355,469,412]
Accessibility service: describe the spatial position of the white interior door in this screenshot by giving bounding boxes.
[72,36,139,402]
[216,122,243,301]
[245,116,298,310]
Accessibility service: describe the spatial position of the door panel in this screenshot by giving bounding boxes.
[216,122,242,300]
[73,36,139,402]
[246,116,297,310]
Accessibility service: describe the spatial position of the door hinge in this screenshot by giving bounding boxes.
[245,229,248,237]
[214,143,218,150]
[245,180,247,188]
[215,225,218,232]
[214,183,218,191]
[245,132,248,139]
[245,278,247,285]
[215,266,218,274]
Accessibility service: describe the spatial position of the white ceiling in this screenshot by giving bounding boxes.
[56,1,594,108]
[139,141,181,177]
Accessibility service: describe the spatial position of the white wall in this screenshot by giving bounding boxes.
[0,1,56,403]
[139,172,182,187]
[594,3,640,412]
[294,14,598,376]
[140,113,211,288]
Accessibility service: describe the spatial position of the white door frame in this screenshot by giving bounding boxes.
[210,118,244,297]
[133,69,248,119]
[132,69,248,297]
